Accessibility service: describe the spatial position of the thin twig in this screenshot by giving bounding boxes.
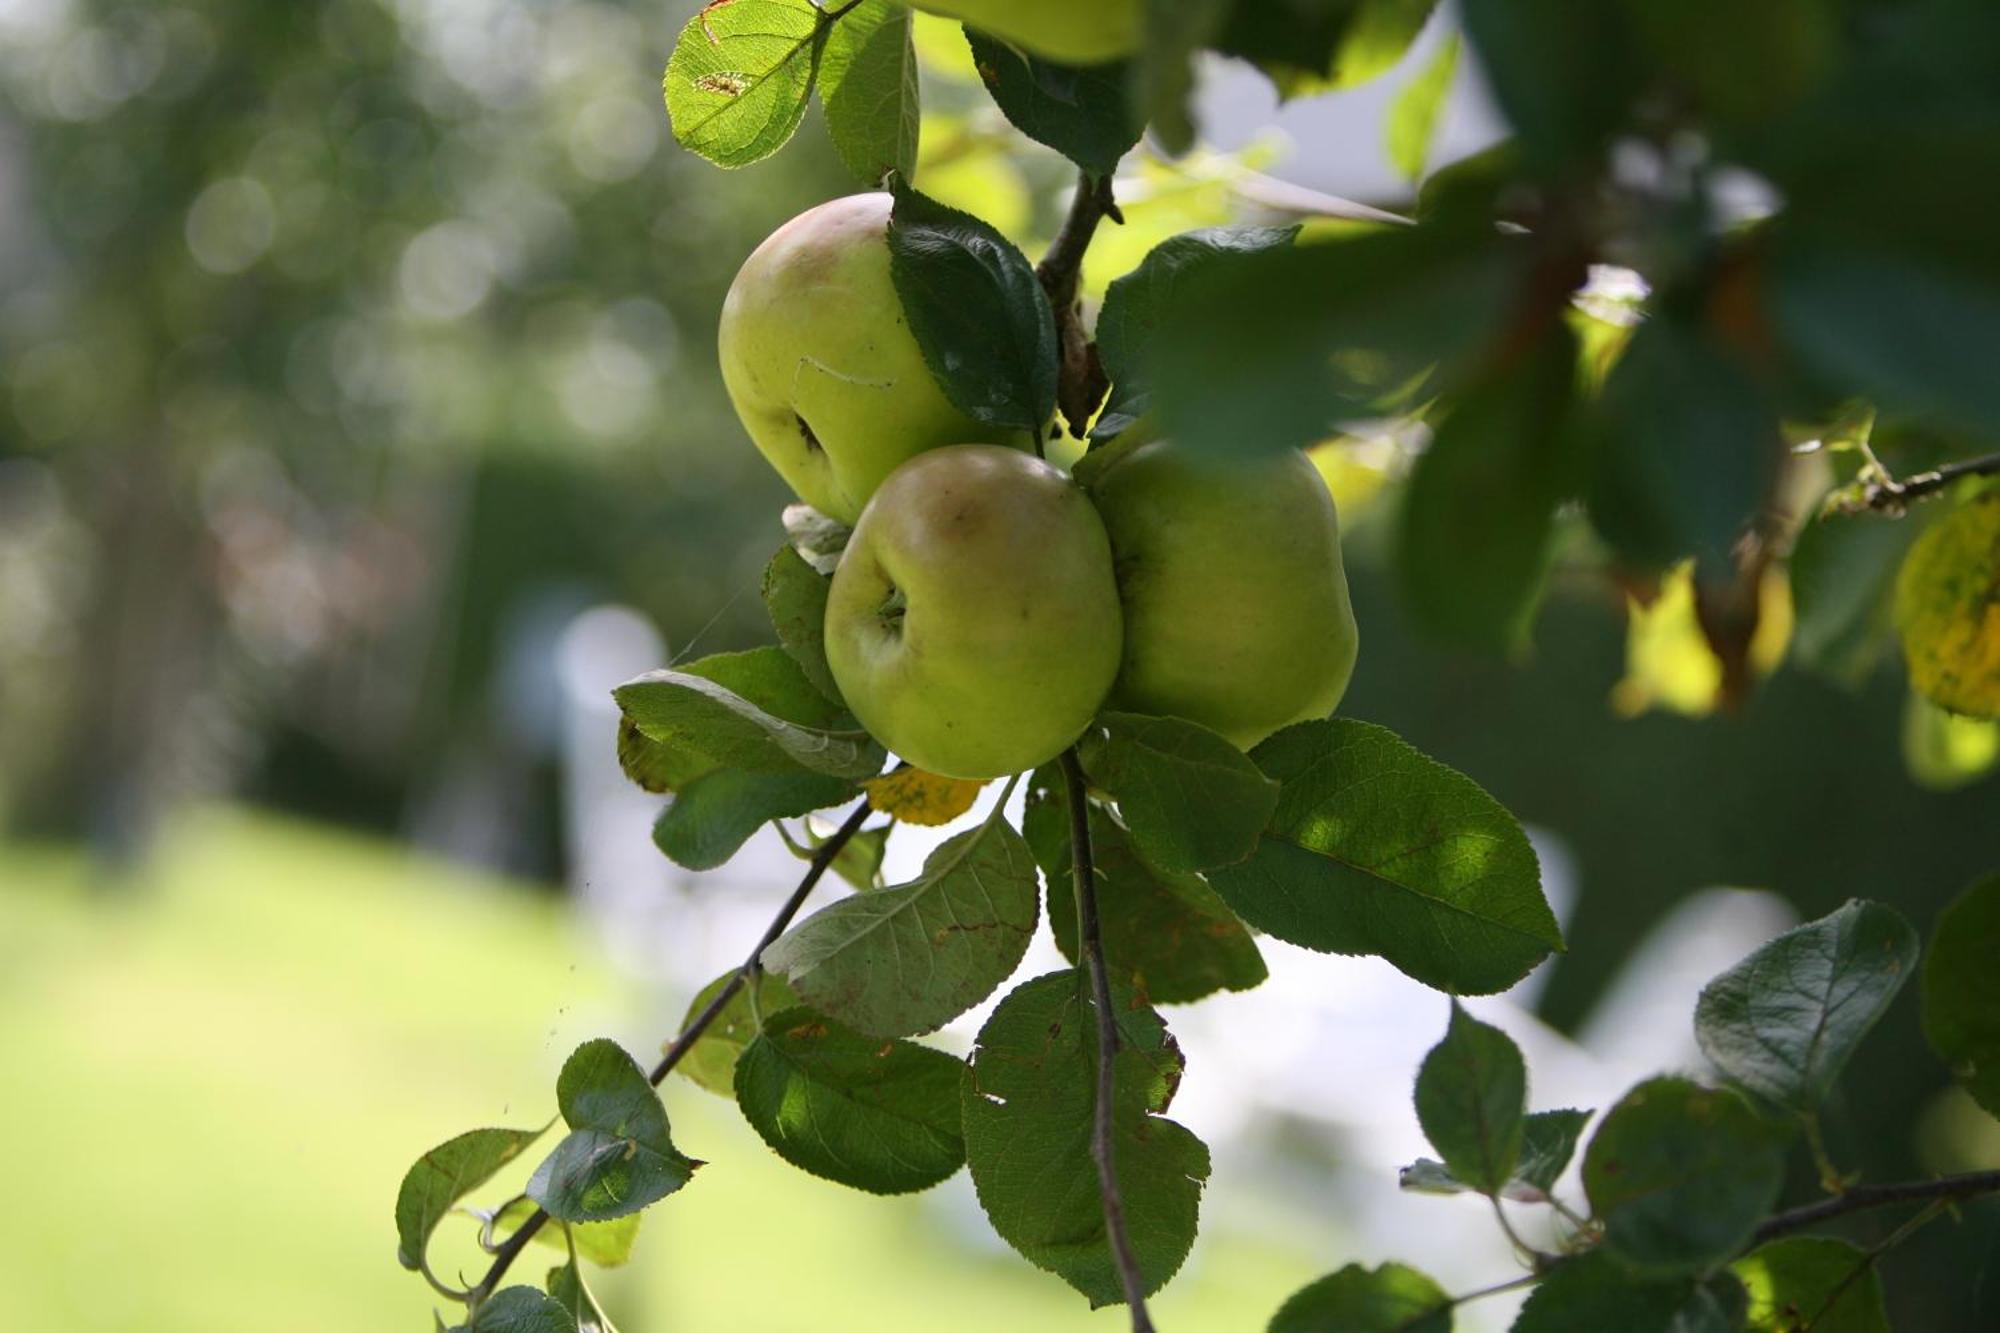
[1836,449,2000,515]
[469,799,875,1304]
[1060,749,1155,1332]
[1749,1169,2000,1247]
[1037,172,1121,437]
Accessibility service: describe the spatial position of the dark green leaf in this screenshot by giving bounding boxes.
[1025,776,1267,1004]
[819,0,918,185]
[963,30,1140,175]
[546,1261,617,1333]
[1456,0,1637,176]
[490,1199,641,1269]
[1511,1253,1749,1333]
[887,184,1057,433]
[1414,1002,1526,1195]
[1923,873,2000,1119]
[1216,0,1442,99]
[962,971,1210,1305]
[1385,34,1460,183]
[763,810,1040,1037]
[1624,0,1835,130]
[395,1126,546,1275]
[1269,1261,1452,1333]
[1582,1077,1786,1275]
[1075,713,1278,874]
[1733,1236,1890,1333]
[662,0,832,170]
[1094,224,1299,438]
[672,970,800,1097]
[469,1287,578,1333]
[1399,318,1579,649]
[1512,1107,1591,1197]
[1789,506,1924,688]
[528,1040,699,1223]
[735,1006,965,1193]
[1694,899,1920,1114]
[1584,314,1782,569]
[1209,719,1561,995]
[1154,226,1525,459]
[1136,0,1231,155]
[614,648,884,782]
[762,545,841,704]
[652,767,856,871]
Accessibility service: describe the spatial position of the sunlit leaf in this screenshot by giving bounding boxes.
[1385,34,1459,183]
[1733,1236,1890,1333]
[861,766,986,826]
[663,0,834,170]
[671,969,800,1098]
[1894,490,2000,719]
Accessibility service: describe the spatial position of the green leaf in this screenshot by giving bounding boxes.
[1733,1236,1890,1333]
[963,30,1141,175]
[1894,489,2000,719]
[1414,1002,1526,1195]
[1398,318,1579,650]
[1788,505,1924,688]
[490,1199,641,1269]
[395,1126,547,1276]
[652,768,856,871]
[1511,1253,1749,1333]
[1585,313,1782,569]
[819,0,918,185]
[1093,225,1300,439]
[1694,899,1920,1115]
[1582,1077,1786,1275]
[1208,719,1561,995]
[469,1287,578,1333]
[614,649,885,782]
[1268,1261,1452,1333]
[1398,1106,1589,1202]
[1216,0,1442,99]
[1456,0,1638,176]
[1922,873,2000,1119]
[735,1006,966,1193]
[1624,0,1835,130]
[1153,226,1525,460]
[780,816,891,891]
[1385,34,1459,183]
[1512,1107,1591,1198]
[672,969,800,1098]
[887,183,1057,434]
[762,545,841,705]
[546,1261,617,1333]
[762,810,1040,1037]
[1024,776,1267,1005]
[1136,0,1231,156]
[663,0,835,170]
[528,1040,699,1223]
[962,971,1210,1306]
[1075,713,1278,874]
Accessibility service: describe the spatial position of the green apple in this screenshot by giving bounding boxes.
[717,192,1028,525]
[1088,440,1359,749]
[910,0,1141,65]
[825,445,1123,779]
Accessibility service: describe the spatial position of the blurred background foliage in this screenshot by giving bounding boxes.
[1,0,1996,1328]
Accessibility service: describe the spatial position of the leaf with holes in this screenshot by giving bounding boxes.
[1694,898,1919,1114]
[762,811,1040,1037]
[1414,1003,1526,1195]
[1208,719,1561,995]
[1583,1077,1786,1275]
[528,1040,699,1224]
[735,1006,965,1193]
[962,971,1209,1306]
[819,0,918,184]
[1025,774,1266,1004]
[887,184,1057,433]
[663,0,840,170]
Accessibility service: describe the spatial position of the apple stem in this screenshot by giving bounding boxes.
[1038,172,1121,439]
[466,798,876,1304]
[1060,746,1158,1333]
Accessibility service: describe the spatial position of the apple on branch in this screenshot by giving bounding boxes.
[824,445,1123,780]
[906,0,1140,66]
[718,192,1033,525]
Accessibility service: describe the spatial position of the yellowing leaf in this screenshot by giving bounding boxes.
[862,767,986,825]
[1612,562,1792,718]
[1903,690,2000,791]
[1895,490,2000,719]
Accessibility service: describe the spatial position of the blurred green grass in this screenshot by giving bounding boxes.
[0,810,1321,1330]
